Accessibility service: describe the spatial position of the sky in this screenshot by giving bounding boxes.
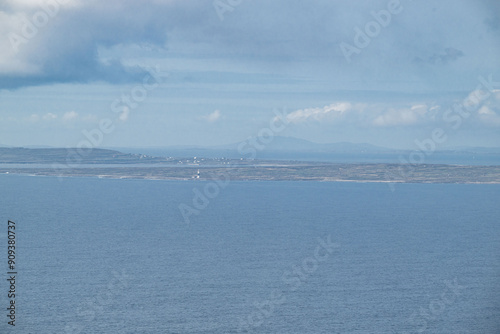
[0,0,499,149]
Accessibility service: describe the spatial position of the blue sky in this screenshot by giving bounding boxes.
[0,0,499,149]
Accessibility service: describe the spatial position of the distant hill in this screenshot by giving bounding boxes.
[2,139,499,165]
[109,137,391,162]
[110,137,500,164]
[227,136,389,153]
[161,136,389,153]
[0,147,171,164]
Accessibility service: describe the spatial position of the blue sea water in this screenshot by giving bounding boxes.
[0,175,499,333]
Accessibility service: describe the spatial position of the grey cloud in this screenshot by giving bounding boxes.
[413,47,465,66]
[0,0,498,90]
[0,0,209,88]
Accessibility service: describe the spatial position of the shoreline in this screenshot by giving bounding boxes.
[2,172,500,184]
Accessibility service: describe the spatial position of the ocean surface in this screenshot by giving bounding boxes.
[0,174,499,333]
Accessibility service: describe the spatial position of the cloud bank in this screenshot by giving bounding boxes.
[0,0,208,88]
[0,0,498,90]
[283,94,500,128]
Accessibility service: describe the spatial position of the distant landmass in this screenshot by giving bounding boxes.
[110,136,500,155]
[107,137,500,165]
[0,147,172,164]
[0,146,499,184]
[3,137,500,159]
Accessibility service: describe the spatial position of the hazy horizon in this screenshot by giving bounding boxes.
[3,135,500,152]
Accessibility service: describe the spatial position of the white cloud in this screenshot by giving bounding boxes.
[119,107,130,122]
[410,104,428,115]
[372,105,429,127]
[478,106,494,115]
[280,102,435,127]
[494,90,500,100]
[25,114,39,122]
[42,112,57,120]
[474,91,500,126]
[285,102,352,123]
[464,90,490,110]
[201,110,221,123]
[62,111,78,121]
[0,12,42,75]
[477,108,500,126]
[373,109,417,127]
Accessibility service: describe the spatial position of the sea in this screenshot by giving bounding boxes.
[0,174,499,333]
